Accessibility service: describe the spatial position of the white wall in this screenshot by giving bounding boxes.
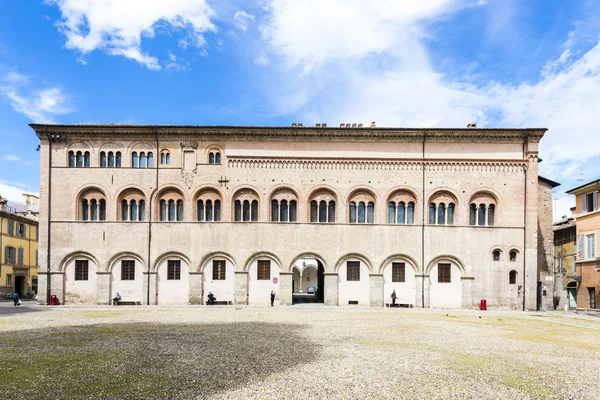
[111,258,144,302]
[382,260,416,306]
[64,258,97,304]
[429,263,462,308]
[248,259,280,305]
[338,259,370,305]
[203,258,235,303]
[157,258,190,305]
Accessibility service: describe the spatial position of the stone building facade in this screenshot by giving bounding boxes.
[31,124,553,310]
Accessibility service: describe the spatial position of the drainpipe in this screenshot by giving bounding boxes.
[522,137,527,311]
[45,126,52,305]
[421,132,427,308]
[146,127,159,305]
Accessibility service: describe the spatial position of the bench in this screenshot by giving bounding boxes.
[116,300,142,306]
[206,300,233,305]
[386,303,413,308]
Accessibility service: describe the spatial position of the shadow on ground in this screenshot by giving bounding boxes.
[0,322,320,399]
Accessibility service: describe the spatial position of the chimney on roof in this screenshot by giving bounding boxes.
[467,122,477,128]
[292,123,297,127]
[298,123,303,127]
[322,123,327,128]
[345,123,351,128]
[371,121,376,128]
[340,123,345,128]
[358,123,363,128]
[316,123,321,128]
[351,123,357,128]
[0,196,7,212]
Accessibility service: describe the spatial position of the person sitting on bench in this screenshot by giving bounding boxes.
[112,292,121,305]
[207,292,216,305]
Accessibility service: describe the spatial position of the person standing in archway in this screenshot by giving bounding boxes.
[391,290,397,307]
[270,291,276,307]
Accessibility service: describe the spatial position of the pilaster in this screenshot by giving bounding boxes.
[524,152,539,311]
[461,276,475,308]
[279,272,293,305]
[324,273,338,306]
[143,272,157,305]
[234,271,248,305]
[96,272,111,304]
[369,274,384,307]
[189,272,203,305]
[415,274,429,308]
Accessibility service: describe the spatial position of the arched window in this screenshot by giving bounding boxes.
[447,203,455,225]
[209,151,221,164]
[177,200,183,221]
[510,250,518,262]
[271,200,279,222]
[116,151,121,167]
[161,151,170,165]
[349,190,375,224]
[488,204,495,226]
[233,189,259,222]
[215,152,221,164]
[309,189,336,223]
[132,152,139,168]
[168,200,175,221]
[493,250,501,262]
[429,203,436,224]
[195,189,222,222]
[437,203,446,225]
[121,200,129,221]
[478,204,486,226]
[84,151,90,167]
[235,200,242,221]
[349,202,356,223]
[357,202,365,223]
[251,200,258,221]
[407,202,415,224]
[130,200,138,222]
[388,202,396,224]
[509,270,517,284]
[82,199,89,221]
[69,151,76,167]
[243,200,250,221]
[397,202,406,224]
[198,200,205,221]
[138,200,145,221]
[469,204,477,225]
[100,151,107,168]
[214,200,221,221]
[209,153,215,164]
[206,200,213,221]
[76,151,83,167]
[79,189,106,221]
[160,200,167,221]
[108,151,115,168]
[140,152,147,169]
[280,200,288,222]
[147,152,153,168]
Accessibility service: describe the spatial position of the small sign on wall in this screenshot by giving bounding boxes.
[273,277,278,284]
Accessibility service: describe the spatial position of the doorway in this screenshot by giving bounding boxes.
[14,276,25,297]
[292,256,324,305]
[567,282,577,309]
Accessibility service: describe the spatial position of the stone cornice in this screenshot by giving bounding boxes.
[30,124,547,144]
[228,157,527,172]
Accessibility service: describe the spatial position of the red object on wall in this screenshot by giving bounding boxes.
[50,294,58,305]
[480,299,487,311]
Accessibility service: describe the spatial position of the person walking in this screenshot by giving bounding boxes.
[11,291,20,307]
[391,290,397,307]
[270,290,276,307]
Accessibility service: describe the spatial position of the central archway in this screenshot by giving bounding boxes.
[290,254,326,305]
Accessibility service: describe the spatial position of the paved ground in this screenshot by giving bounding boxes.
[0,306,599,399]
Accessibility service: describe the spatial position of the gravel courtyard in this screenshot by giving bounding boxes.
[1,305,599,399]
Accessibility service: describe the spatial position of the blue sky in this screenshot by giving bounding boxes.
[1,0,600,220]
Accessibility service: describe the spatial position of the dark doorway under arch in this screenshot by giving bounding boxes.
[292,258,324,305]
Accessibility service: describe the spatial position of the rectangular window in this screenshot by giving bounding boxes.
[438,263,451,283]
[587,233,596,259]
[392,262,406,282]
[585,192,598,213]
[257,260,271,280]
[17,248,23,265]
[167,260,181,280]
[589,288,597,309]
[121,260,135,280]
[6,274,12,286]
[7,220,13,235]
[347,261,360,281]
[212,260,226,280]
[75,260,89,281]
[4,247,16,264]
[16,223,26,238]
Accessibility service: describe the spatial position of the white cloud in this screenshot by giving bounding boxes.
[0,180,36,203]
[254,51,270,66]
[3,155,21,161]
[47,0,217,70]
[234,11,255,32]
[0,72,71,123]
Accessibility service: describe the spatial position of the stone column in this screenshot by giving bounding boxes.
[189,272,203,305]
[279,272,293,306]
[369,274,384,307]
[96,272,111,304]
[415,274,430,308]
[234,271,248,305]
[324,273,338,306]
[524,150,539,311]
[143,272,157,305]
[461,276,474,309]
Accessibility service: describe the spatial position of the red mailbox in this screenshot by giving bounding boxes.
[480,299,487,311]
[50,295,59,306]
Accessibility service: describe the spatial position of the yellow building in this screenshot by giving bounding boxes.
[0,197,39,298]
